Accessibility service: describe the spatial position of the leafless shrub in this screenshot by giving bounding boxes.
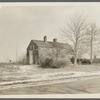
[39,48,70,68]
[40,58,67,68]
[40,58,53,68]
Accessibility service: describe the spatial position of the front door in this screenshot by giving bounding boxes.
[29,50,33,64]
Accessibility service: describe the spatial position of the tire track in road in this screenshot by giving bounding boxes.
[0,75,99,91]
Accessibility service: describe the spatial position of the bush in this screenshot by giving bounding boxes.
[71,57,91,64]
[92,58,100,63]
[40,58,53,68]
[40,58,67,68]
[52,60,67,68]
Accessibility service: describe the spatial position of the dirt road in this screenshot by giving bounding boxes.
[0,76,100,94]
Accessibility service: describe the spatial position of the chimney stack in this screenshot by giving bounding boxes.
[53,38,57,42]
[44,36,47,43]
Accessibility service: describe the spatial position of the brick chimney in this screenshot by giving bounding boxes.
[53,38,57,42]
[44,36,47,43]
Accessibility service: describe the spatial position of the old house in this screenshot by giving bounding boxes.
[26,36,74,65]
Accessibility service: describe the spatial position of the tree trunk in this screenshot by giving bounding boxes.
[90,33,93,64]
[74,55,77,65]
[90,41,93,63]
[74,47,77,65]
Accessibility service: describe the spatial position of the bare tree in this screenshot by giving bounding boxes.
[77,41,89,59]
[62,15,88,65]
[86,23,100,63]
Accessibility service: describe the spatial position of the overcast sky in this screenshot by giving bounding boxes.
[0,3,100,62]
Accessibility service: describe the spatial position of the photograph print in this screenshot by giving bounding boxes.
[0,3,100,95]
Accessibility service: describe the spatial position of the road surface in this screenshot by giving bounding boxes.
[0,76,100,94]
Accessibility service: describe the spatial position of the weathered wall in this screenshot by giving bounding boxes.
[38,47,73,64]
[27,41,39,65]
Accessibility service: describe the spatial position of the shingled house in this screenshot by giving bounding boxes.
[26,36,74,65]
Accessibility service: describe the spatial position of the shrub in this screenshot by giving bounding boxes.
[52,60,67,68]
[40,58,53,68]
[71,57,91,64]
[92,58,100,63]
[40,58,68,68]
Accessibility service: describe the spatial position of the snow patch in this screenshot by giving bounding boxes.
[1,71,100,86]
[19,65,38,72]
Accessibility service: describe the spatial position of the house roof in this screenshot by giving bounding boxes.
[33,40,53,48]
[27,39,74,54]
[32,40,72,50]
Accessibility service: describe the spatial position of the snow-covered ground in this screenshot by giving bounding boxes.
[0,64,100,90]
[1,70,100,85]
